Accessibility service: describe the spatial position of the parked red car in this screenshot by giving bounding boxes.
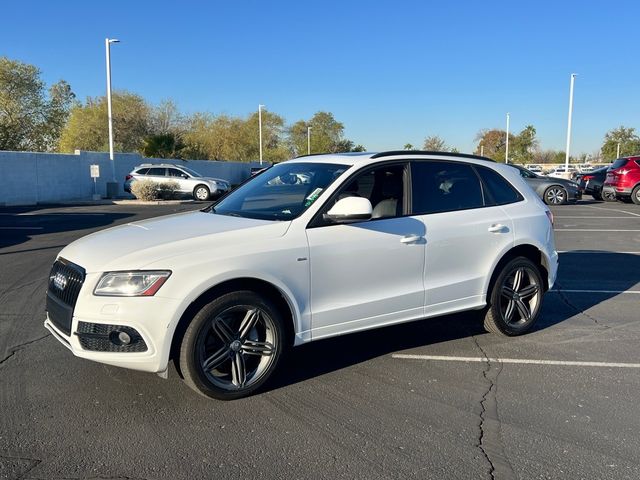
[602,156,640,204]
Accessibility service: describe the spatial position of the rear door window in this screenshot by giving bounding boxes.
[411,161,484,214]
[147,168,166,176]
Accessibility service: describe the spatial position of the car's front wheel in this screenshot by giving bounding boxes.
[484,257,544,336]
[193,185,210,201]
[543,186,567,205]
[179,291,286,400]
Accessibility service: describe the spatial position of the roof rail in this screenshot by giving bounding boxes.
[370,150,495,162]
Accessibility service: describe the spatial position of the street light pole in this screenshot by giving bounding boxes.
[480,143,484,157]
[258,104,265,165]
[307,126,312,155]
[565,73,577,174]
[105,38,120,198]
[505,113,510,163]
[616,142,621,159]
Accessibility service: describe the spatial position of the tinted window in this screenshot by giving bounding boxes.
[611,158,629,169]
[477,166,523,205]
[147,168,166,176]
[135,168,149,175]
[411,161,483,214]
[167,168,185,177]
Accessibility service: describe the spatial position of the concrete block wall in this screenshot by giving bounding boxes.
[0,150,268,205]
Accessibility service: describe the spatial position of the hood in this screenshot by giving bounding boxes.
[58,211,289,273]
[202,176,228,184]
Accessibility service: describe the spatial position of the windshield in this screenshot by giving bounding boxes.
[212,162,349,220]
[181,167,202,177]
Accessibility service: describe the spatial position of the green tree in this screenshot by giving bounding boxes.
[142,133,184,159]
[404,143,414,150]
[510,125,538,164]
[59,91,151,153]
[290,111,352,155]
[601,126,640,161]
[0,57,75,151]
[422,135,447,151]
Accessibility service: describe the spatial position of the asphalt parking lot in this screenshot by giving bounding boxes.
[1,200,639,480]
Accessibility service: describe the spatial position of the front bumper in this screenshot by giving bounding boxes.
[45,292,183,373]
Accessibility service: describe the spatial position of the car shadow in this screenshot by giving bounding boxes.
[0,205,134,251]
[266,251,639,392]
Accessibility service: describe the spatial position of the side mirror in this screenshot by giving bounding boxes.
[324,197,372,223]
[181,174,189,179]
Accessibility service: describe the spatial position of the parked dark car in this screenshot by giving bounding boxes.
[578,165,609,200]
[508,164,582,205]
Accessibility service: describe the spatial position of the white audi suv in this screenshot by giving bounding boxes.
[45,151,558,399]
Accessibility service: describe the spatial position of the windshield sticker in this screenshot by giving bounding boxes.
[305,188,324,207]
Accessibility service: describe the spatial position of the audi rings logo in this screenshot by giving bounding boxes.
[52,272,68,291]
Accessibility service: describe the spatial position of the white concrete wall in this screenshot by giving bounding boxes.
[0,150,267,205]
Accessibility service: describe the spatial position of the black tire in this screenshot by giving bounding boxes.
[631,185,640,205]
[602,189,617,202]
[484,257,544,336]
[179,291,287,400]
[543,186,567,205]
[591,192,602,201]
[193,184,210,201]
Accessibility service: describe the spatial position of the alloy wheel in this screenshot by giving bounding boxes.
[499,266,541,325]
[195,187,209,200]
[545,187,566,204]
[196,305,278,391]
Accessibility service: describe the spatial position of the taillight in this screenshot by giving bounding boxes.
[583,175,594,181]
[545,210,554,225]
[125,175,133,181]
[618,169,630,175]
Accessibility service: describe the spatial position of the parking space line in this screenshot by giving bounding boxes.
[550,289,640,294]
[392,354,640,368]
[554,216,633,219]
[580,205,640,217]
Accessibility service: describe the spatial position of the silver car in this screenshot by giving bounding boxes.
[124,164,231,200]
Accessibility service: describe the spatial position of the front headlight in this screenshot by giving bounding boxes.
[94,271,171,297]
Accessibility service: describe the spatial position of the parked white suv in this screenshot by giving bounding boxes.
[45,151,558,400]
[124,164,231,200]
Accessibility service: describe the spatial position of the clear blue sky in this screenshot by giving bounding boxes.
[2,0,638,155]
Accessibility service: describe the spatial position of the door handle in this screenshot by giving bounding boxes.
[400,234,422,244]
[488,224,508,233]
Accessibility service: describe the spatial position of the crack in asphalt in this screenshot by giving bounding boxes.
[0,454,41,480]
[472,336,515,480]
[554,282,611,329]
[0,334,51,367]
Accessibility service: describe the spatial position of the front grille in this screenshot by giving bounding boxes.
[48,258,85,308]
[76,322,148,352]
[46,258,85,336]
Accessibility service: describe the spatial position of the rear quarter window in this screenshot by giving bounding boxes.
[135,168,149,175]
[476,166,524,205]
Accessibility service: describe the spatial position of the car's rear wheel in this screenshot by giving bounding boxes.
[484,257,544,336]
[543,186,567,205]
[591,191,602,201]
[602,189,617,202]
[179,291,286,400]
[631,185,640,205]
[193,185,210,201]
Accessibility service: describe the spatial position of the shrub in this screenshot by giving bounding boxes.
[130,179,179,201]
